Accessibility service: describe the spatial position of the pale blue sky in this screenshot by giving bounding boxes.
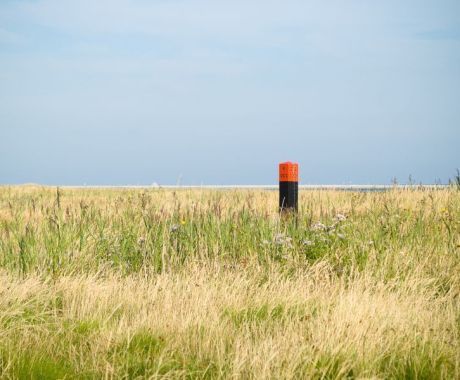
[1,0,459,185]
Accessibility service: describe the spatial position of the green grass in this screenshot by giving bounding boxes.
[0,186,458,379]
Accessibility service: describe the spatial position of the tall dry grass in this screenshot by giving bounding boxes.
[0,186,459,378]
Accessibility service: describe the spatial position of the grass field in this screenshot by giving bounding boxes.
[0,186,459,379]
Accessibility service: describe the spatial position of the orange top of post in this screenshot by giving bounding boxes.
[279,162,299,182]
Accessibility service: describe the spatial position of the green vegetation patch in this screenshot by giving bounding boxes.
[109,329,222,378]
[378,341,456,380]
[222,302,317,328]
[0,348,95,380]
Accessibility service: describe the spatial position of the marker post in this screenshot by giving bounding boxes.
[279,162,299,213]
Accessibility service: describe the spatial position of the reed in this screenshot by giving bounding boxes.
[0,186,458,378]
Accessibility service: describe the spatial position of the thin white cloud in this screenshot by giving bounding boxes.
[12,0,396,46]
[0,27,25,44]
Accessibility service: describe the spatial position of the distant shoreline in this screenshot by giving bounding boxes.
[1,184,450,191]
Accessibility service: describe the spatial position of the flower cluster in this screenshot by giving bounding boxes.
[274,233,293,248]
[308,213,349,243]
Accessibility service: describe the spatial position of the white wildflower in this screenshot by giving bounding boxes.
[274,233,293,248]
[327,223,337,232]
[311,222,327,231]
[170,224,180,233]
[334,213,347,222]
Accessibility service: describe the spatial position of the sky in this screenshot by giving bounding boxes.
[0,0,459,185]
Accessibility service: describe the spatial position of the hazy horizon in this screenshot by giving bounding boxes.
[1,1,459,185]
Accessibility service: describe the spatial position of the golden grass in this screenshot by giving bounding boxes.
[0,186,459,378]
